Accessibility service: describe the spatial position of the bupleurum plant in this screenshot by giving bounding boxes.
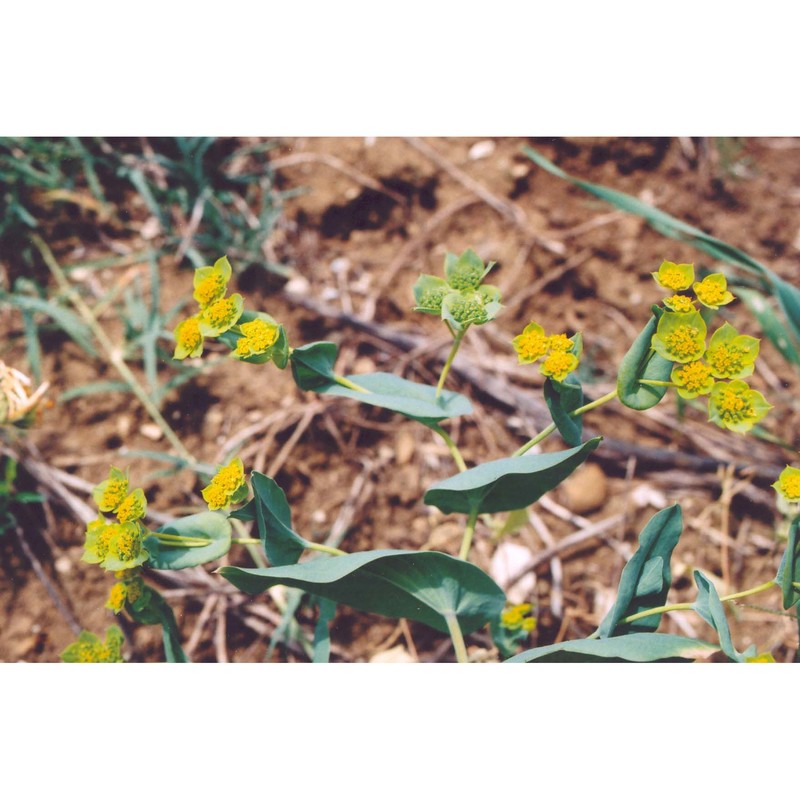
[61,250,800,664]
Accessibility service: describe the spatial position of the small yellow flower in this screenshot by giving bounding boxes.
[93,467,129,513]
[540,350,579,382]
[547,333,573,352]
[773,465,800,503]
[708,379,772,434]
[693,273,735,310]
[235,318,280,358]
[704,323,759,380]
[198,294,244,336]
[652,261,695,291]
[201,483,229,511]
[652,311,707,364]
[173,316,204,360]
[664,294,696,313]
[745,652,776,663]
[500,603,537,632]
[201,458,247,511]
[115,488,147,524]
[512,322,549,364]
[671,361,715,399]
[61,626,125,663]
[106,582,127,614]
[192,256,232,308]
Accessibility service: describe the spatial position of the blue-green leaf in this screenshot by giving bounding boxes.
[219,549,506,636]
[126,586,189,663]
[248,472,307,567]
[312,597,337,663]
[616,307,673,410]
[290,341,472,426]
[596,505,683,637]
[507,632,718,663]
[144,511,232,570]
[424,438,601,516]
[543,374,583,446]
[691,571,752,662]
[775,515,800,610]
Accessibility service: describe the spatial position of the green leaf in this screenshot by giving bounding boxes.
[290,342,473,426]
[249,472,308,566]
[776,515,800,610]
[424,438,601,516]
[312,597,337,663]
[219,549,506,636]
[616,307,673,410]
[543,374,583,446]
[691,570,753,662]
[290,341,338,390]
[127,587,189,663]
[507,632,719,663]
[144,511,232,569]
[524,145,800,369]
[596,505,683,637]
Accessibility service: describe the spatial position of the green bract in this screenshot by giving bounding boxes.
[192,256,232,308]
[652,260,694,291]
[704,322,759,379]
[651,310,707,364]
[772,465,800,504]
[708,379,772,434]
[92,466,129,512]
[442,290,489,329]
[444,248,493,291]
[412,274,451,314]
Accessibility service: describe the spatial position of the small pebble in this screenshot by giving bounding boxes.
[559,462,608,514]
[468,140,496,160]
[140,423,163,441]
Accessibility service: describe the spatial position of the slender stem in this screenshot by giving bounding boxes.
[430,424,467,472]
[638,379,674,387]
[304,541,347,557]
[32,235,196,465]
[230,517,267,568]
[512,388,619,457]
[333,374,371,394]
[619,580,778,626]
[231,537,261,546]
[459,507,479,561]
[436,326,467,399]
[444,613,469,663]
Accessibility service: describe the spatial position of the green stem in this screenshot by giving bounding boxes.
[638,379,675,387]
[444,612,469,663]
[304,540,347,557]
[620,580,778,626]
[152,532,210,548]
[231,517,267,569]
[231,537,261,546]
[436,326,467,399]
[512,388,619,457]
[32,235,196,465]
[459,507,479,561]
[333,374,371,394]
[430,424,467,472]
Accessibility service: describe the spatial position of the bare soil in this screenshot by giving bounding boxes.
[2,136,799,662]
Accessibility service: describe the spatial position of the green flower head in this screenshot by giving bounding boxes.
[92,466,129,513]
[82,515,117,565]
[115,487,147,524]
[444,248,493,291]
[198,294,244,337]
[708,379,772,434]
[61,625,125,663]
[173,316,205,360]
[102,521,150,571]
[652,310,707,364]
[652,261,695,291]
[663,294,697,313]
[773,465,800,503]
[670,360,715,399]
[192,256,232,308]
[704,322,759,380]
[442,291,490,330]
[412,274,451,315]
[693,273,735,310]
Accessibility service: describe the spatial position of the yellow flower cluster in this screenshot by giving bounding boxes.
[652,261,735,311]
[201,458,248,511]
[61,625,125,663]
[500,603,537,632]
[512,322,580,382]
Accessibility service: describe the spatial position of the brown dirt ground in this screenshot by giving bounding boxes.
[2,136,799,662]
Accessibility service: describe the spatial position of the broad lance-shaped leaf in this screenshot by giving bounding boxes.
[233,472,308,567]
[506,633,719,663]
[424,438,601,516]
[596,505,683,637]
[127,586,189,663]
[524,145,800,368]
[219,549,506,636]
[543,374,583,446]
[616,306,673,411]
[775,515,800,610]
[692,571,755,662]
[290,341,472,426]
[144,511,232,570]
